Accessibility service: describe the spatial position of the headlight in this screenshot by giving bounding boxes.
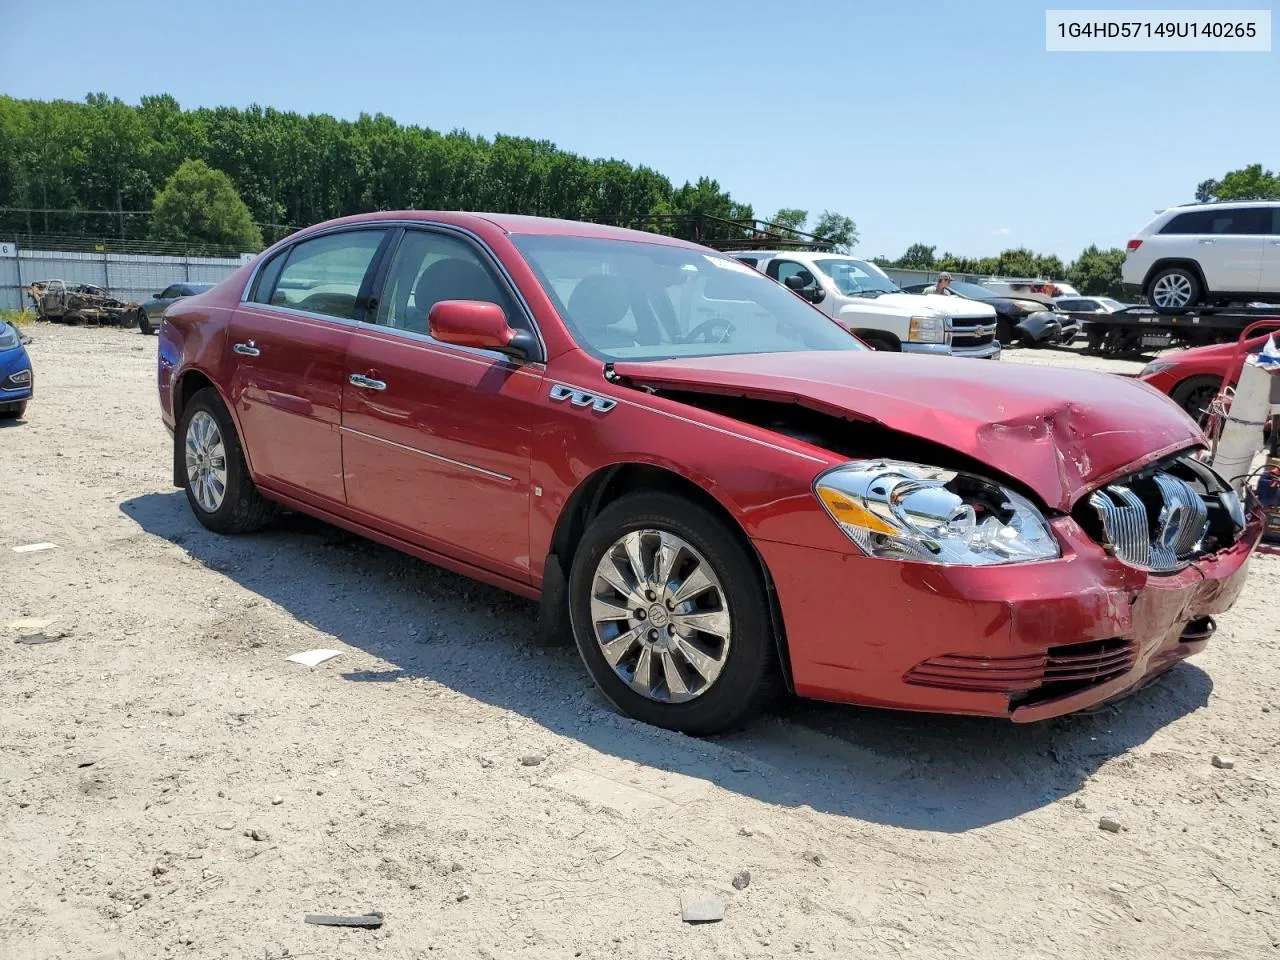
[1010,299,1044,314]
[5,369,31,387]
[1139,361,1175,377]
[814,460,1060,565]
[907,315,948,344]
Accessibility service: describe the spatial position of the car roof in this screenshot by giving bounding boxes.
[1160,200,1280,214]
[291,211,708,249]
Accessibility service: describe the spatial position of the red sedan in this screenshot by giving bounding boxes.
[1139,331,1279,422]
[157,212,1263,734]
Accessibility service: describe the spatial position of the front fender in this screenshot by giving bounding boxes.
[1014,311,1063,344]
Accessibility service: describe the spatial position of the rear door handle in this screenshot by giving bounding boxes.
[1197,239,1216,244]
[232,341,260,356]
[348,373,387,391]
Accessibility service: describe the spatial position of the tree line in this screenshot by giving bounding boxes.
[0,93,855,253]
[873,243,1128,297]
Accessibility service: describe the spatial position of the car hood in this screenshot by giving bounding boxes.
[850,292,996,319]
[1156,333,1274,366]
[611,351,1203,511]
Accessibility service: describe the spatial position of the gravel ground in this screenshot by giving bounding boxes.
[2,325,1278,960]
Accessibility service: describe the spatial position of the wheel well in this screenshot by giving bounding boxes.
[850,329,900,350]
[171,371,217,487]
[1143,259,1207,294]
[548,463,794,690]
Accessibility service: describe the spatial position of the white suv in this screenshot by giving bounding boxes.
[1122,201,1280,310]
[734,251,1000,359]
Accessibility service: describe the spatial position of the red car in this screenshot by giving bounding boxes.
[157,212,1264,735]
[1139,331,1279,422]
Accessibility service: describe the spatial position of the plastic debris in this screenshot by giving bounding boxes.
[304,912,383,929]
[285,649,343,667]
[12,543,57,554]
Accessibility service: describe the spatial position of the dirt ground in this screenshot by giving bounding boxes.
[2,324,1278,960]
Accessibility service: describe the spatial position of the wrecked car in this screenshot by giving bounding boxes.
[27,279,139,326]
[157,212,1264,735]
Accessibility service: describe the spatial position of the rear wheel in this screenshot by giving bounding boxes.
[568,492,774,735]
[1170,375,1223,426]
[178,388,276,534]
[1147,267,1202,313]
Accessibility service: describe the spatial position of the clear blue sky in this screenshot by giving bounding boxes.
[2,0,1276,260]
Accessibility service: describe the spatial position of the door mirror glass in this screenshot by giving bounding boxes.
[429,300,534,360]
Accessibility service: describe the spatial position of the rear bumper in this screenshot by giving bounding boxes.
[757,507,1263,721]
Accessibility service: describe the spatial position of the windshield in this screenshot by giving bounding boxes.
[814,259,901,296]
[944,281,996,299]
[511,235,865,361]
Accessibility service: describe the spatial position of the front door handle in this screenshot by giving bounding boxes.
[1197,238,1216,244]
[348,373,387,391]
[232,341,260,357]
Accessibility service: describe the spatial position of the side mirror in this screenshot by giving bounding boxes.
[808,286,826,304]
[784,275,806,291]
[429,299,536,362]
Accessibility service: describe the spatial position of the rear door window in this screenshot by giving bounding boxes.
[1161,208,1269,235]
[254,230,387,319]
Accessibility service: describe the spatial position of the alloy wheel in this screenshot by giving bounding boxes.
[1151,272,1194,309]
[589,529,732,703]
[185,410,228,513]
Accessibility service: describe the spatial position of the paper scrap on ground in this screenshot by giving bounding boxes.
[12,543,57,554]
[286,649,344,667]
[7,618,57,633]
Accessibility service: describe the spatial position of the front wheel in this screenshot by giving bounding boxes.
[1170,375,1223,427]
[1147,267,1202,313]
[137,309,153,335]
[0,401,27,421]
[178,388,276,534]
[568,493,775,735]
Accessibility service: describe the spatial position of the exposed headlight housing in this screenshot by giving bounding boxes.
[907,315,949,344]
[1139,361,1175,377]
[814,460,1060,565]
[1010,299,1045,314]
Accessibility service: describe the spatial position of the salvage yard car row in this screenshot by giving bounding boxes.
[150,211,1265,735]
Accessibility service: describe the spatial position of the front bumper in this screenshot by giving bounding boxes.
[951,340,1002,359]
[757,506,1263,721]
[901,341,951,357]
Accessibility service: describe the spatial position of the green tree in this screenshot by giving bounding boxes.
[1066,245,1127,297]
[1196,163,1280,201]
[150,159,263,253]
[767,208,808,237]
[894,243,936,269]
[812,210,857,252]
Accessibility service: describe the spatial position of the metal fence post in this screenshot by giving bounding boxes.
[13,237,23,312]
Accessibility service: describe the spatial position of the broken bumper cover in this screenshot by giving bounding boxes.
[756,507,1263,721]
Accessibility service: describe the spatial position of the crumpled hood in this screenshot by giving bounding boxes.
[612,351,1203,511]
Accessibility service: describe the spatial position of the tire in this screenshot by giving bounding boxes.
[178,387,276,534]
[567,492,775,735]
[995,317,1015,346]
[1147,267,1202,313]
[862,335,899,352]
[0,401,27,420]
[1170,375,1222,427]
[137,310,153,336]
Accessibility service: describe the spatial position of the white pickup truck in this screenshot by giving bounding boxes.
[734,251,1001,359]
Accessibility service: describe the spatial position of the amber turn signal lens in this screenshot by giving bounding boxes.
[816,487,899,536]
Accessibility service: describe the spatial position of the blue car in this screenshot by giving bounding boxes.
[0,320,33,420]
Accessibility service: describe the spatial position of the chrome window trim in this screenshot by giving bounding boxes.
[340,426,516,482]
[238,219,547,362]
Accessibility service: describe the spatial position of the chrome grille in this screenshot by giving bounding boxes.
[1088,472,1209,572]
